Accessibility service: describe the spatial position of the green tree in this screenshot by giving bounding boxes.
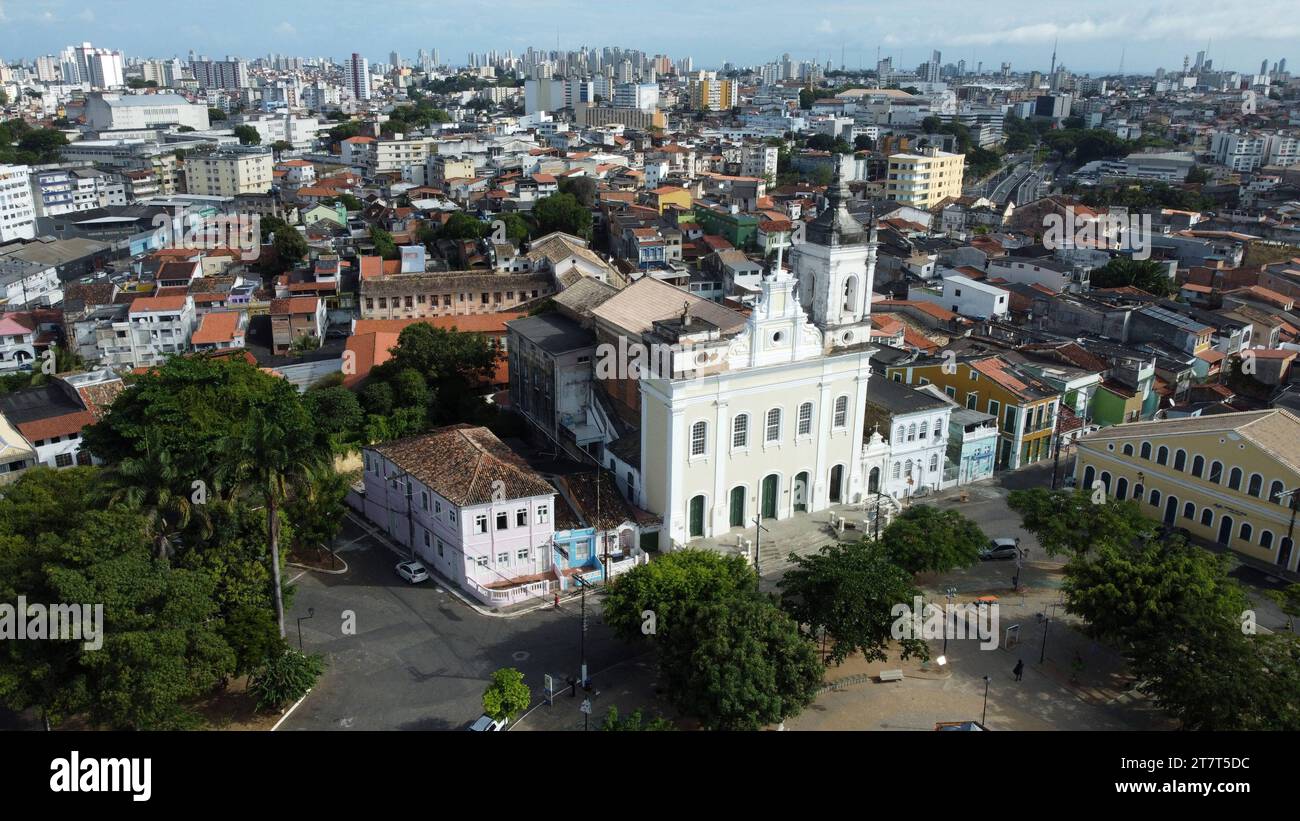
[1089,257,1174,296]
[208,107,227,122]
[659,595,822,730]
[1063,535,1249,649]
[260,216,307,273]
[284,467,351,555]
[371,226,399,260]
[878,504,986,575]
[16,129,69,163]
[303,385,365,445]
[601,706,676,731]
[96,428,210,561]
[1269,584,1300,633]
[216,402,327,638]
[779,540,929,665]
[493,212,530,245]
[481,667,531,721]
[558,176,597,207]
[0,473,235,729]
[360,380,396,416]
[1008,488,1158,557]
[602,549,756,642]
[533,192,592,240]
[439,210,487,241]
[1130,629,1300,730]
[232,124,262,145]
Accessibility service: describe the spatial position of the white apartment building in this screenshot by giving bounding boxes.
[0,165,36,243]
[908,274,1010,320]
[189,59,249,91]
[234,112,326,150]
[1211,130,1269,172]
[1210,130,1298,172]
[103,294,196,368]
[184,147,273,196]
[75,43,125,89]
[0,259,62,308]
[861,374,954,499]
[985,256,1088,293]
[346,53,371,101]
[613,82,659,111]
[29,166,126,217]
[340,135,435,177]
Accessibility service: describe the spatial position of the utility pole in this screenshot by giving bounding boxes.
[573,573,593,689]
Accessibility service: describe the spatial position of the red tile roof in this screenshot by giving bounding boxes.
[191,311,243,345]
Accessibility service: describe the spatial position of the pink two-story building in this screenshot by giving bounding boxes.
[360,425,558,607]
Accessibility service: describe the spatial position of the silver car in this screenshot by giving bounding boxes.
[395,560,430,584]
[979,538,1021,561]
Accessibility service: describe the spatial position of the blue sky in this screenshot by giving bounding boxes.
[0,0,1295,75]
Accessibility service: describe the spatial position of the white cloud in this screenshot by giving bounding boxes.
[77,8,95,23]
[274,21,297,36]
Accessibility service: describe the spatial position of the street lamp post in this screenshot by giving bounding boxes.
[296,607,315,652]
[942,587,956,658]
[1040,616,1051,664]
[982,675,991,726]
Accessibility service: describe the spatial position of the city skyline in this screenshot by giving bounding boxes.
[0,0,1295,76]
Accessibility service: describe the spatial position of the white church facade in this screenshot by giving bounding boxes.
[636,159,883,548]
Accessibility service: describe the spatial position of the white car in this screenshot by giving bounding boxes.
[979,538,1021,561]
[395,560,430,584]
[468,714,508,731]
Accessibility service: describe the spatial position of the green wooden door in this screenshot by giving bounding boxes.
[729,486,745,528]
[688,495,705,538]
[761,475,778,519]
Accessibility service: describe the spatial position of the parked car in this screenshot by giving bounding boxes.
[979,538,1021,561]
[395,560,429,584]
[468,714,507,731]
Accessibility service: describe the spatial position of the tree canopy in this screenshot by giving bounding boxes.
[230,125,260,145]
[878,505,986,575]
[779,539,929,666]
[658,594,822,730]
[481,667,531,721]
[533,192,592,240]
[1008,488,1158,558]
[1089,257,1174,296]
[0,469,234,729]
[602,549,756,642]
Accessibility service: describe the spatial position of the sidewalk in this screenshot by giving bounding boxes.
[510,652,682,731]
[342,512,588,619]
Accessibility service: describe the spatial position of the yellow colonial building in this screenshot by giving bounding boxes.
[1074,409,1300,573]
[885,355,1060,471]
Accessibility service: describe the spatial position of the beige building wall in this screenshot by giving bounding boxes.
[886,148,965,209]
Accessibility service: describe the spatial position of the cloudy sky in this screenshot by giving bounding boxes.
[0,0,1294,75]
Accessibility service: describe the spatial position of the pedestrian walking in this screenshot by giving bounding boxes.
[1013,659,1025,681]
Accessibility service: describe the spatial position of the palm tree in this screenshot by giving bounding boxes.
[217,406,325,638]
[97,429,209,562]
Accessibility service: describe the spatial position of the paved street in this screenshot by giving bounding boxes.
[282,461,1294,731]
[278,518,638,730]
